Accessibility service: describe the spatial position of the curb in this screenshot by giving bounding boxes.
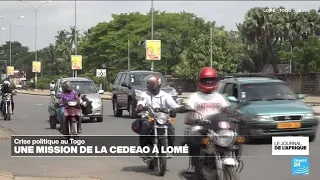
[0,172,102,180]
[17,91,189,100]
[17,91,113,100]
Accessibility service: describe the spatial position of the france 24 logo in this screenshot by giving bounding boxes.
[292,157,309,175]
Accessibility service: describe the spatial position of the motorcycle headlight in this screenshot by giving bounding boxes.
[6,96,11,100]
[68,101,77,106]
[155,113,169,125]
[170,89,177,96]
[215,130,236,147]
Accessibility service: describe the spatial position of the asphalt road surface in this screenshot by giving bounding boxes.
[0,94,319,180]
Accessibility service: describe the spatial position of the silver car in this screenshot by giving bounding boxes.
[48,77,104,129]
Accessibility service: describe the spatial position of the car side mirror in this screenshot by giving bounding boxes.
[297,94,306,99]
[98,89,104,94]
[227,96,239,103]
[121,82,127,87]
[50,91,55,96]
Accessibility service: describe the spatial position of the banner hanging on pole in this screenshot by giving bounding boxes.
[145,40,161,61]
[7,66,14,76]
[71,55,82,70]
[32,61,41,73]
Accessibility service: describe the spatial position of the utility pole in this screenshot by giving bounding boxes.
[128,39,130,71]
[290,44,292,73]
[74,0,78,77]
[150,0,154,71]
[210,27,213,68]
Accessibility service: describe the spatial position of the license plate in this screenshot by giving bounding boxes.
[277,122,301,129]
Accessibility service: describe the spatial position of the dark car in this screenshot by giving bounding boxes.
[112,70,178,118]
[216,74,318,143]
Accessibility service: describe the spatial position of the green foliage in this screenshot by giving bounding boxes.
[1,7,320,85]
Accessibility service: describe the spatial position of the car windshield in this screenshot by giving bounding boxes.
[240,82,297,101]
[130,73,168,87]
[69,81,98,94]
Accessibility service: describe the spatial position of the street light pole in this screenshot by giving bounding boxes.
[0,27,4,41]
[150,0,154,71]
[74,0,78,77]
[21,0,51,87]
[0,16,24,67]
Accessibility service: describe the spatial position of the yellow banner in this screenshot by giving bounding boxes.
[146,40,161,60]
[32,61,41,73]
[7,66,14,76]
[71,55,82,70]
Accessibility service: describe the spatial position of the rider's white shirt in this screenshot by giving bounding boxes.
[137,90,179,109]
[186,91,230,117]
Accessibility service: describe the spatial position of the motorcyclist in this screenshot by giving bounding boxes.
[0,80,14,114]
[184,67,232,173]
[58,80,81,134]
[136,75,181,158]
[50,81,55,90]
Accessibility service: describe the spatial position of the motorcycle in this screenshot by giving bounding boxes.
[2,93,12,121]
[140,106,176,176]
[179,109,244,180]
[61,100,81,140]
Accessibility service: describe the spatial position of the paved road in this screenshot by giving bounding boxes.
[0,94,319,180]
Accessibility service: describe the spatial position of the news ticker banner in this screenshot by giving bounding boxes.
[11,135,190,157]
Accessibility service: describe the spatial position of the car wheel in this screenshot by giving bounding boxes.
[97,117,103,122]
[128,100,138,119]
[49,116,57,129]
[113,98,123,117]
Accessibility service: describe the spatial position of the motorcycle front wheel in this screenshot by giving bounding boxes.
[71,118,78,135]
[224,166,240,180]
[4,106,11,121]
[156,138,167,176]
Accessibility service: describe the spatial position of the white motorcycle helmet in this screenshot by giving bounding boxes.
[3,80,10,86]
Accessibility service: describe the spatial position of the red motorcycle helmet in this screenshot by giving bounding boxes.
[197,67,218,93]
[131,119,141,134]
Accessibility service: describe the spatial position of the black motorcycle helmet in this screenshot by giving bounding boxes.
[145,75,161,95]
[61,80,72,93]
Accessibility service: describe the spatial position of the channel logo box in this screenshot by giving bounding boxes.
[292,157,309,175]
[272,136,309,155]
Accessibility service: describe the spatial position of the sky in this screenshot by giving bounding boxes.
[0,1,319,51]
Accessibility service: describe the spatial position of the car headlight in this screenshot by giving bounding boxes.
[95,98,102,106]
[253,115,273,121]
[170,89,177,96]
[303,113,315,119]
[134,90,143,98]
[215,129,236,147]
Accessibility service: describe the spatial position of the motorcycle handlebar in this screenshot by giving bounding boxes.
[142,107,174,116]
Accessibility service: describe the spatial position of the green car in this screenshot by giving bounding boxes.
[215,74,318,143]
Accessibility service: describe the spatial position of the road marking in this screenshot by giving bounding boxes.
[35,104,43,106]
[20,116,27,119]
